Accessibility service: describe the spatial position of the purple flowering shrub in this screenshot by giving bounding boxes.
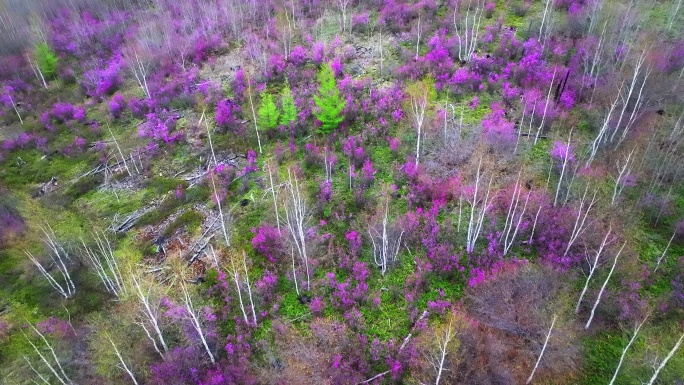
[138,111,182,144]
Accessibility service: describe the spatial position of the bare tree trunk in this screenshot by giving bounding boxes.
[246,73,263,154]
[131,275,168,356]
[466,158,493,253]
[284,167,310,291]
[23,322,74,385]
[6,92,23,124]
[267,161,281,231]
[645,333,684,385]
[107,123,131,177]
[368,197,404,276]
[81,232,125,299]
[563,185,598,257]
[26,225,76,299]
[575,226,612,314]
[654,230,676,272]
[453,0,484,62]
[415,12,421,60]
[229,254,250,325]
[501,172,531,256]
[409,87,428,165]
[526,314,557,384]
[241,250,258,325]
[611,148,636,205]
[553,130,573,207]
[585,241,626,329]
[608,314,648,385]
[108,336,139,385]
[181,281,215,364]
[433,318,456,385]
[534,69,557,145]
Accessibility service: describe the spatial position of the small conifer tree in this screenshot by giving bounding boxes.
[35,42,58,79]
[258,93,280,131]
[280,84,297,126]
[313,63,346,134]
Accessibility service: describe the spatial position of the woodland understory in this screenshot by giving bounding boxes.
[0,0,683,384]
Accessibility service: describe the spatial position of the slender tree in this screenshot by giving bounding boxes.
[608,314,649,385]
[279,84,297,126]
[180,281,215,364]
[526,315,558,384]
[466,158,493,254]
[585,241,627,329]
[368,196,404,276]
[314,63,346,134]
[258,92,280,131]
[406,78,435,165]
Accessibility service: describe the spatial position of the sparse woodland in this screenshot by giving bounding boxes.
[1,0,684,383]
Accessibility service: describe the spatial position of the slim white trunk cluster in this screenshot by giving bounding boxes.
[337,0,350,33]
[108,336,139,385]
[180,281,215,364]
[608,314,648,385]
[431,317,457,385]
[645,333,684,385]
[501,172,531,256]
[575,226,612,314]
[526,314,557,384]
[537,0,554,49]
[227,250,258,326]
[563,185,598,257]
[131,275,168,357]
[23,321,74,385]
[368,197,404,276]
[130,51,151,99]
[466,158,493,253]
[587,52,650,165]
[585,241,626,329]
[409,87,428,165]
[205,117,232,248]
[81,232,125,299]
[26,225,76,299]
[610,52,651,146]
[453,0,484,62]
[107,123,131,178]
[611,148,636,205]
[283,167,310,291]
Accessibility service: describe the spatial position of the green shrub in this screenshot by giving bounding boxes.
[163,210,203,237]
[35,42,58,79]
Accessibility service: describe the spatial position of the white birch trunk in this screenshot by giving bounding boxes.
[585,241,626,329]
[654,230,676,272]
[131,275,168,355]
[284,167,310,291]
[563,186,598,257]
[180,281,215,364]
[108,336,139,385]
[575,226,612,314]
[607,314,648,385]
[645,333,684,385]
[526,314,557,384]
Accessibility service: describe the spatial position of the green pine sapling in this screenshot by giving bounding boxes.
[313,63,346,134]
[280,84,297,126]
[258,93,280,131]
